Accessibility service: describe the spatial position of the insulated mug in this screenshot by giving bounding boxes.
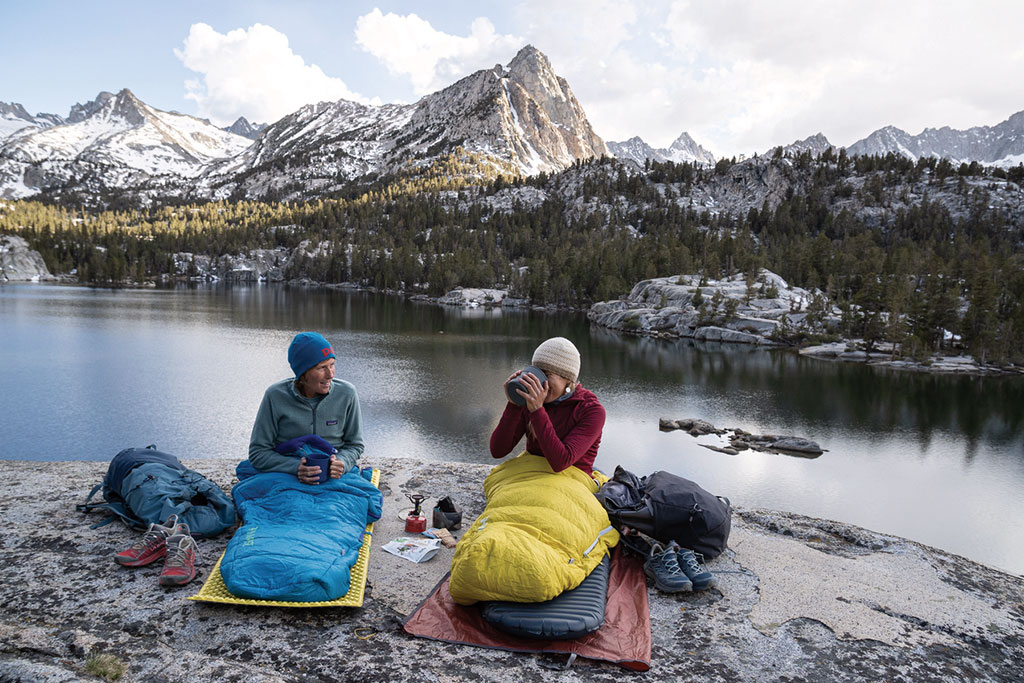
[505,365,547,405]
[303,452,331,483]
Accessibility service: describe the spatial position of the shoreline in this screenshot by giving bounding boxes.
[2,457,1022,682]
[10,277,1023,378]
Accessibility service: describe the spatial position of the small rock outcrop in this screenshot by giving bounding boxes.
[437,287,507,307]
[661,418,824,457]
[172,246,290,282]
[799,343,1023,376]
[0,234,55,281]
[589,269,838,344]
[659,417,724,436]
[730,429,825,456]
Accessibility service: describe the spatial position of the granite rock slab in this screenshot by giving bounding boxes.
[0,458,1021,682]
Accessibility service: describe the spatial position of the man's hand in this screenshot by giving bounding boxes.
[329,454,346,479]
[297,457,322,485]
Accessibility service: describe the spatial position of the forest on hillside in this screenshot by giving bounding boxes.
[3,151,1023,364]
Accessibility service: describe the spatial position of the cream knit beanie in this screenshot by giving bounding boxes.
[531,337,581,383]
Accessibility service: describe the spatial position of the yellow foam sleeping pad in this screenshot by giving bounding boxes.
[449,452,619,605]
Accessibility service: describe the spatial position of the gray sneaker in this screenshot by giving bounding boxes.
[644,542,693,593]
[158,524,199,587]
[670,541,717,591]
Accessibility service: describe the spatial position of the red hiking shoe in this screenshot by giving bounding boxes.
[113,515,178,567]
[159,524,199,587]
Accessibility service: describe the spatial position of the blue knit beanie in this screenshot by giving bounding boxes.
[288,332,336,378]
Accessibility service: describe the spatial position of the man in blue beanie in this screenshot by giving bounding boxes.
[248,332,364,484]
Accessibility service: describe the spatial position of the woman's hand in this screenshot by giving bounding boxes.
[516,370,548,413]
[503,370,522,404]
[296,457,321,485]
[329,454,346,478]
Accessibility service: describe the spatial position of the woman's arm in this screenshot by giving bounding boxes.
[489,402,528,459]
[526,402,606,472]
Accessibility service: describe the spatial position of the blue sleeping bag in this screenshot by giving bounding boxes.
[221,465,383,602]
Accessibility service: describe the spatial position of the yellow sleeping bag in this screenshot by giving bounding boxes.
[449,452,620,605]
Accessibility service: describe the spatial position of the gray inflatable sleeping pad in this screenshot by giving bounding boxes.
[480,554,610,640]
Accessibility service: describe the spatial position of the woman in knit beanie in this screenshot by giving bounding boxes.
[490,337,606,475]
[248,332,364,485]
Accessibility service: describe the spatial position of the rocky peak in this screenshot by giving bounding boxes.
[0,102,33,120]
[781,133,835,156]
[507,45,552,80]
[666,132,716,165]
[844,112,1024,166]
[0,102,65,140]
[224,116,266,140]
[64,89,147,127]
[67,91,116,123]
[608,131,716,167]
[1004,110,1024,129]
[112,88,147,123]
[505,45,576,130]
[404,44,607,175]
[607,137,656,165]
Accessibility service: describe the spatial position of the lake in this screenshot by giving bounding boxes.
[2,283,1022,576]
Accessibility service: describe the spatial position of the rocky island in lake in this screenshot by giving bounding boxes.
[589,269,1022,376]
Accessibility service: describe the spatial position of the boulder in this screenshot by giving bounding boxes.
[770,437,824,455]
[438,287,507,307]
[660,417,724,436]
[694,326,763,345]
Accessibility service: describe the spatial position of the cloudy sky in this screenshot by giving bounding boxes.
[3,0,1022,157]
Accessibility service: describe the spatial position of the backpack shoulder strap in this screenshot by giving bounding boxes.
[77,482,145,530]
[76,482,105,513]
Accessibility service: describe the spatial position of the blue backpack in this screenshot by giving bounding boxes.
[78,445,236,538]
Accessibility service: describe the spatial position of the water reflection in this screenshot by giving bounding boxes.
[587,327,1023,452]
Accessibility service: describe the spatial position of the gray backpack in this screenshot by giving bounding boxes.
[78,445,235,538]
[596,466,731,559]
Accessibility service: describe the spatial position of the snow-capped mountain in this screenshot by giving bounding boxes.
[846,111,1024,167]
[1,46,608,202]
[209,45,608,199]
[223,117,266,140]
[608,132,716,166]
[205,97,415,198]
[414,44,608,174]
[0,102,64,140]
[0,89,252,199]
[8,43,1017,206]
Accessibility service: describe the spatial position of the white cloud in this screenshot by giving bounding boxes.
[174,23,374,127]
[354,9,522,95]
[653,0,1024,154]
[513,0,637,74]
[493,0,1024,157]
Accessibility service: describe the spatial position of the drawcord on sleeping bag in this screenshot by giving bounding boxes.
[583,526,616,557]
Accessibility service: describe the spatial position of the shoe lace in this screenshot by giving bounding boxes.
[678,549,707,574]
[130,524,169,551]
[164,536,199,568]
[128,515,178,552]
[655,548,685,577]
